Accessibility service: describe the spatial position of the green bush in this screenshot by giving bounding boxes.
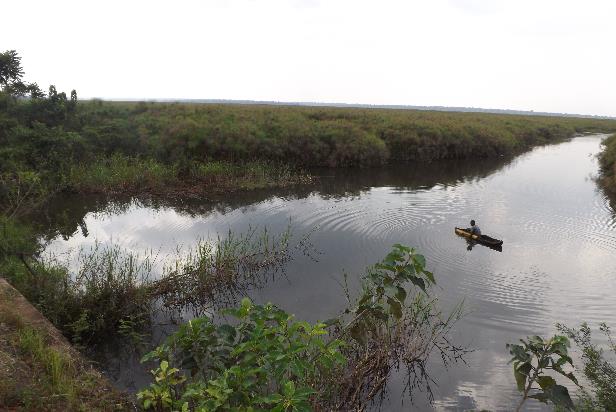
[137,298,346,411]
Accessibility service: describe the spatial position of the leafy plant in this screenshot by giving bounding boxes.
[137,298,345,411]
[326,244,466,409]
[507,334,577,411]
[345,243,436,344]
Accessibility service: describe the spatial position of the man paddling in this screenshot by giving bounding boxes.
[469,220,481,236]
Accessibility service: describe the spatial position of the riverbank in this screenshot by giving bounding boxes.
[5,90,616,206]
[599,133,616,194]
[0,278,129,410]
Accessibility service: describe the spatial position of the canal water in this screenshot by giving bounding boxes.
[42,135,616,410]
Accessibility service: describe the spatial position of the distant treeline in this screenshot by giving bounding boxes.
[66,101,616,167]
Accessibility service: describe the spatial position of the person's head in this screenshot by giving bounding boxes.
[470,219,476,226]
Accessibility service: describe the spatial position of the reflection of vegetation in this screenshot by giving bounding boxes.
[509,323,616,411]
[32,156,516,245]
[137,245,466,411]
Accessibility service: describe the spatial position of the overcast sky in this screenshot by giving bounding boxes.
[3,0,616,116]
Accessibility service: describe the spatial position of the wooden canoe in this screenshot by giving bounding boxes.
[454,227,503,247]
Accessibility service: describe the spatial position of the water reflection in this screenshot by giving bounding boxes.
[39,136,616,410]
[36,156,513,243]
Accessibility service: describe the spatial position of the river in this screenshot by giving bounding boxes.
[41,134,616,410]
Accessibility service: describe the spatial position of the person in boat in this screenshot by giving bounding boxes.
[469,220,481,236]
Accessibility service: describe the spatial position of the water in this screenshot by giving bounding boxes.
[41,135,616,410]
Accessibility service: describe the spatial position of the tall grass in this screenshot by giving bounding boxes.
[5,243,154,348]
[1,215,299,347]
[68,154,177,193]
[153,227,294,314]
[67,154,311,195]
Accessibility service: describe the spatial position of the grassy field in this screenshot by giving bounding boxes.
[74,101,616,167]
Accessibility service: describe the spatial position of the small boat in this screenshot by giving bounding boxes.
[454,227,503,247]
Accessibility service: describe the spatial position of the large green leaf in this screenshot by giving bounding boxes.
[387,297,403,319]
[528,392,549,404]
[413,253,426,269]
[395,286,407,302]
[508,344,531,362]
[513,362,532,392]
[545,384,574,410]
[423,270,436,285]
[409,276,426,293]
[536,375,556,390]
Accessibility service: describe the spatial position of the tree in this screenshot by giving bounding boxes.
[0,50,24,89]
[0,50,45,99]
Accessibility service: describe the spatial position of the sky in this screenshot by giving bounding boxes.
[3,0,616,116]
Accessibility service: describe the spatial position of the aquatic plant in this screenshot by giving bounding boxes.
[330,244,467,408]
[152,226,297,315]
[507,335,577,411]
[137,244,467,411]
[1,218,299,348]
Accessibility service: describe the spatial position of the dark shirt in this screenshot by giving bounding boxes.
[471,225,481,235]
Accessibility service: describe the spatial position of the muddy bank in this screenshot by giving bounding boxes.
[0,278,131,411]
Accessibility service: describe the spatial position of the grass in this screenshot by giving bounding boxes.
[67,154,312,196]
[0,237,155,348]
